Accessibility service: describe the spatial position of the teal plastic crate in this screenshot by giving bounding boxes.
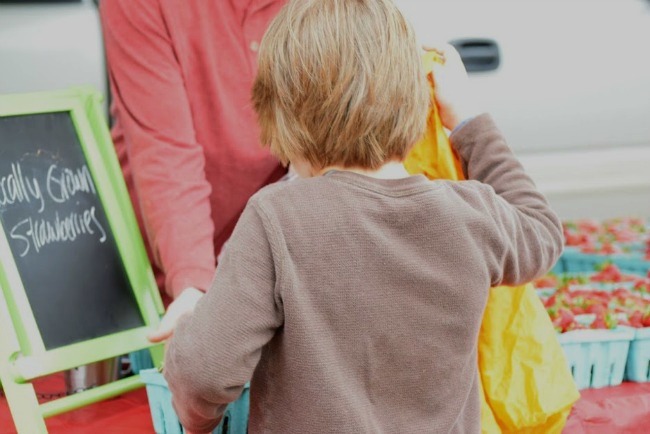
[626,327,650,382]
[130,349,155,374]
[554,248,650,277]
[140,368,249,434]
[561,272,638,292]
[558,327,635,389]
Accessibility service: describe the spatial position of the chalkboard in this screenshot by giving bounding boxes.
[0,111,144,350]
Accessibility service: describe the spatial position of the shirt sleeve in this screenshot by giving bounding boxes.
[100,0,215,297]
[163,200,283,433]
[450,114,564,286]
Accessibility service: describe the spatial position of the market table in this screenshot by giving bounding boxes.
[563,382,650,433]
[2,375,650,433]
[0,373,154,434]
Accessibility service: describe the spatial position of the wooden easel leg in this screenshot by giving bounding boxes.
[0,293,47,433]
[0,377,48,434]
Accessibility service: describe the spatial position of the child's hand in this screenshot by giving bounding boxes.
[423,44,480,131]
[148,287,204,343]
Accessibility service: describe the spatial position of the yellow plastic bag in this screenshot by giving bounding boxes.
[479,286,578,433]
[403,52,580,433]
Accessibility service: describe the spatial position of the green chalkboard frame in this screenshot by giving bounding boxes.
[0,87,165,433]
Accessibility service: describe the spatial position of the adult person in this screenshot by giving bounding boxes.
[100,0,288,341]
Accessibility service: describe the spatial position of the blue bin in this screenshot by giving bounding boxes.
[559,272,638,292]
[558,327,635,389]
[130,349,155,374]
[626,327,650,382]
[555,248,650,276]
[140,368,249,434]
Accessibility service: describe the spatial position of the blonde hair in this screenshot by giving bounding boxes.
[252,0,429,170]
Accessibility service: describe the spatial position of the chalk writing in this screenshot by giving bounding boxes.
[46,164,96,204]
[9,207,107,257]
[0,161,106,257]
[0,163,45,213]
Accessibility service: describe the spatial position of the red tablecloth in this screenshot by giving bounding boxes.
[0,374,154,434]
[2,376,650,433]
[563,382,650,433]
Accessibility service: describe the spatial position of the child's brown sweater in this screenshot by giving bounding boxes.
[164,114,563,433]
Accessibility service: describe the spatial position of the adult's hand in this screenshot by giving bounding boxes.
[423,43,481,131]
[148,287,204,343]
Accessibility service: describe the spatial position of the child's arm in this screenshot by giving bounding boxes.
[428,44,563,286]
[163,200,283,433]
[450,115,564,286]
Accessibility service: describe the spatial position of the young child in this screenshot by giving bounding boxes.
[163,0,563,433]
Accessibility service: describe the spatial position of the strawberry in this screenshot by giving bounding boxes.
[591,312,618,330]
[555,308,576,332]
[586,304,606,315]
[613,288,630,298]
[578,219,600,234]
[600,243,621,255]
[628,217,645,229]
[629,310,644,328]
[592,263,627,283]
[633,279,650,295]
[566,232,591,247]
[614,229,637,243]
[591,317,607,329]
[534,275,558,289]
[564,275,589,286]
[545,295,558,309]
[571,306,586,315]
[641,307,650,327]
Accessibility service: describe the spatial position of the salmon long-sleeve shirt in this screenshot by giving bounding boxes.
[164,115,564,433]
[100,0,287,298]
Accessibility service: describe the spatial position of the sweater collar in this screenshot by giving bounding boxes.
[324,170,434,197]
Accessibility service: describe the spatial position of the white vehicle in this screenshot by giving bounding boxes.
[397,0,650,220]
[0,0,105,104]
[2,0,649,219]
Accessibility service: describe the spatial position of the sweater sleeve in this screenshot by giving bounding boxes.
[450,114,564,286]
[164,200,283,433]
[100,0,215,297]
